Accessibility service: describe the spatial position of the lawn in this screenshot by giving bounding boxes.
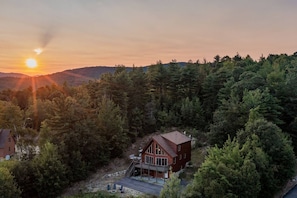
[179,147,207,182]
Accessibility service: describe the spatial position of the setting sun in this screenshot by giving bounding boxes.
[25,58,37,68]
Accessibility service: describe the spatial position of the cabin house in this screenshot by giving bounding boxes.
[0,129,16,159]
[126,131,191,179]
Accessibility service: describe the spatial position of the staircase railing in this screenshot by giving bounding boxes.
[125,161,135,177]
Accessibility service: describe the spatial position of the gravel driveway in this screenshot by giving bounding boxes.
[116,177,163,196]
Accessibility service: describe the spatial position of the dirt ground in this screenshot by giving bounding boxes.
[61,133,159,197]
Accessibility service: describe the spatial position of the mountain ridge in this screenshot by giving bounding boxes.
[0,66,134,90]
[0,62,187,90]
[0,72,29,78]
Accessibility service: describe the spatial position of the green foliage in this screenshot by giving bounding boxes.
[180,97,204,128]
[33,142,68,198]
[26,98,52,130]
[232,71,266,97]
[179,62,202,99]
[96,97,129,158]
[10,160,37,197]
[0,167,21,198]
[237,119,296,196]
[128,67,149,136]
[160,173,182,198]
[185,137,261,198]
[209,87,283,146]
[2,53,297,197]
[242,88,283,124]
[202,69,231,121]
[209,92,247,146]
[0,101,23,133]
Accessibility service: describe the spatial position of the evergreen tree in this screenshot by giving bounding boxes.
[96,97,129,158]
[209,92,247,146]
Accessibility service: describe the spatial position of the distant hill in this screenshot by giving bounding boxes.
[0,72,29,78]
[0,62,187,91]
[0,66,133,91]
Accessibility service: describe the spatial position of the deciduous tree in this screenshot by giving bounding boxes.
[0,167,21,198]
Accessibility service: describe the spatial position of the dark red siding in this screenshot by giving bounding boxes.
[171,141,191,172]
[141,138,191,176]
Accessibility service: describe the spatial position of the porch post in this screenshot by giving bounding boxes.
[140,161,142,178]
[148,163,150,180]
[156,166,158,183]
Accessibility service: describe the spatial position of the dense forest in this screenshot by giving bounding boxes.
[1,53,297,197]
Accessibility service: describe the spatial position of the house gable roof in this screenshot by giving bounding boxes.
[161,131,191,145]
[142,131,191,159]
[0,129,11,149]
[153,135,177,158]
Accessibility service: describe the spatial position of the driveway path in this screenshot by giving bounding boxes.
[284,184,297,198]
[116,177,163,196]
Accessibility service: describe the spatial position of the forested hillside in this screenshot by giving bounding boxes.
[1,53,297,197]
[0,66,132,91]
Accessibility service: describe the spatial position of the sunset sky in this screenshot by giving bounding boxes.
[1,0,297,76]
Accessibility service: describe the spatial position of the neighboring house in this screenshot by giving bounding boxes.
[126,131,191,179]
[0,129,15,159]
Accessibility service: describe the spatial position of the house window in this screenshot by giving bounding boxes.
[178,145,181,152]
[146,145,153,154]
[173,157,176,164]
[156,157,168,166]
[184,153,186,159]
[145,155,154,165]
[179,154,182,160]
[155,144,165,155]
[8,137,11,142]
[8,147,10,151]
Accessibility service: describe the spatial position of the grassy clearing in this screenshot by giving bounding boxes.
[179,147,207,182]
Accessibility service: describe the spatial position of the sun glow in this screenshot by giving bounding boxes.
[25,58,37,68]
[34,48,43,55]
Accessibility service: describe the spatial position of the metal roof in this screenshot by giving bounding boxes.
[153,135,177,157]
[161,131,191,145]
[0,129,11,148]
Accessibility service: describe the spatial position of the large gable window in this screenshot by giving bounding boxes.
[145,155,154,164]
[146,145,153,154]
[155,144,165,155]
[156,157,168,166]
